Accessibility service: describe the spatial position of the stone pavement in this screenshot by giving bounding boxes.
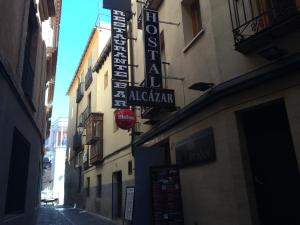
[36,206,119,225]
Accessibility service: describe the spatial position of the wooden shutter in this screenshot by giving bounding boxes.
[296,0,300,9]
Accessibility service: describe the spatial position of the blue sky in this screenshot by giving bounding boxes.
[51,0,109,121]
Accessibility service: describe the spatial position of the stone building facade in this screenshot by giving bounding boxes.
[0,0,61,224]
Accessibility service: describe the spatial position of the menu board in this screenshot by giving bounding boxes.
[150,166,184,225]
[124,187,135,222]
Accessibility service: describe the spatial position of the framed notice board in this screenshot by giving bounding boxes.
[124,186,135,224]
[150,166,184,225]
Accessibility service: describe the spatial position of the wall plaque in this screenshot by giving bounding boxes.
[175,127,216,167]
[150,166,184,225]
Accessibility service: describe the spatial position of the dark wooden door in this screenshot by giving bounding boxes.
[242,101,300,225]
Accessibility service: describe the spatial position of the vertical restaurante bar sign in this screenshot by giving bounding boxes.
[111,9,128,108]
[143,9,162,88]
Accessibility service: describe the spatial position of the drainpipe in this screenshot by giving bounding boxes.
[75,78,79,134]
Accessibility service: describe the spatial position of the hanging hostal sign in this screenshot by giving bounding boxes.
[111,9,129,108]
[143,8,163,88]
[126,8,176,108]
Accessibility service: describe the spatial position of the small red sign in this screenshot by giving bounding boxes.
[115,109,136,130]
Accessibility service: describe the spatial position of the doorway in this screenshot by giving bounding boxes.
[112,171,122,219]
[240,100,300,225]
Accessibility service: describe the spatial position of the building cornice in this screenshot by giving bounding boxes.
[93,37,111,73]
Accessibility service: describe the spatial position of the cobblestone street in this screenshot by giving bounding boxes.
[36,206,118,225]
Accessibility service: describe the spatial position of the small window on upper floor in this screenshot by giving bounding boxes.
[104,71,108,90]
[181,0,202,45]
[88,55,93,68]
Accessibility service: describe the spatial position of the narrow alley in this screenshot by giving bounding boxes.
[36,207,117,225]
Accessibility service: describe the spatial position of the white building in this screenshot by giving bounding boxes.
[43,117,68,205]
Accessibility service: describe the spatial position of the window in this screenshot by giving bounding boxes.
[88,93,91,113]
[62,131,67,146]
[56,130,62,146]
[78,167,82,193]
[190,0,202,36]
[128,161,133,175]
[22,1,38,100]
[86,177,90,197]
[97,174,102,198]
[104,72,108,90]
[5,129,31,214]
[182,0,202,44]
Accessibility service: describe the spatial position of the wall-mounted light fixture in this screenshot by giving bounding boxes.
[189,82,215,91]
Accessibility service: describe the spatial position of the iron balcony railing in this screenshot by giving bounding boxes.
[83,106,91,122]
[78,106,91,128]
[76,82,84,103]
[228,0,300,50]
[85,67,93,90]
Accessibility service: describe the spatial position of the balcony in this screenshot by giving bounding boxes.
[228,0,300,53]
[76,82,84,103]
[73,133,83,152]
[85,68,93,90]
[90,140,103,164]
[85,113,103,145]
[78,113,85,128]
[39,0,56,22]
[137,0,164,29]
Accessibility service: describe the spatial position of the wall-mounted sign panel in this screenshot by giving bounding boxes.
[124,186,135,222]
[112,80,128,108]
[115,109,136,130]
[150,166,184,225]
[126,86,175,107]
[143,9,162,88]
[103,0,131,13]
[175,127,216,167]
[111,9,129,108]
